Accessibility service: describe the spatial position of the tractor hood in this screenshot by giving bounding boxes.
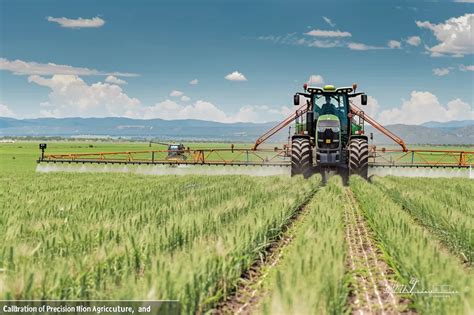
[316,114,341,149]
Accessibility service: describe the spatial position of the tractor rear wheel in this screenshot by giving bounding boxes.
[348,138,369,179]
[291,138,313,178]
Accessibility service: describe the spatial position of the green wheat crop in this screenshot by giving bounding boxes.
[373,176,473,264]
[0,172,319,314]
[261,176,347,315]
[350,176,473,315]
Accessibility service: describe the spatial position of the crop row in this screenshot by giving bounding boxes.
[261,176,347,314]
[350,176,473,314]
[373,176,473,264]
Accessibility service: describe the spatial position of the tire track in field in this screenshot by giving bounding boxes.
[210,189,317,314]
[344,187,414,314]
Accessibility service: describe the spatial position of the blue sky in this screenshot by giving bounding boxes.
[0,0,473,124]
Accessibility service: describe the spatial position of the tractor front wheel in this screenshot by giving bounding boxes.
[348,138,369,179]
[291,138,313,178]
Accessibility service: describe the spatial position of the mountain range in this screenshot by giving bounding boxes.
[0,117,473,145]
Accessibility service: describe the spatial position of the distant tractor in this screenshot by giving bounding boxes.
[291,84,369,179]
[166,143,187,161]
[149,141,187,161]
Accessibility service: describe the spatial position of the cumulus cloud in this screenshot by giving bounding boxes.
[142,100,227,121]
[47,16,105,28]
[142,100,292,123]
[322,16,336,27]
[189,79,198,85]
[26,74,290,122]
[8,67,292,122]
[406,36,421,46]
[169,90,184,97]
[460,64,474,71]
[377,91,473,125]
[416,13,474,57]
[28,74,140,117]
[105,75,127,85]
[231,105,292,123]
[388,40,402,49]
[307,74,324,85]
[225,71,247,81]
[433,68,451,76]
[0,58,137,77]
[0,104,16,117]
[305,29,351,37]
[351,95,380,118]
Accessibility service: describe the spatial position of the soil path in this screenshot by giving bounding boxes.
[344,188,413,314]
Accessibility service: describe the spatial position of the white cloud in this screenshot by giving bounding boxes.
[142,100,228,121]
[433,68,451,76]
[416,13,474,57]
[225,71,247,81]
[377,91,473,125]
[105,75,127,85]
[307,74,324,85]
[294,37,340,48]
[47,16,105,28]
[460,64,474,71]
[232,105,292,123]
[454,0,474,3]
[169,90,184,97]
[262,32,404,52]
[306,40,340,48]
[10,68,291,122]
[0,58,137,77]
[351,95,380,118]
[189,79,199,85]
[142,100,291,123]
[305,29,351,37]
[348,42,385,51]
[406,36,421,46]
[322,16,336,27]
[0,104,16,117]
[28,74,140,117]
[388,40,402,49]
[258,33,341,49]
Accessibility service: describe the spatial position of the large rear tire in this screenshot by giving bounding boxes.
[291,138,313,178]
[348,138,369,179]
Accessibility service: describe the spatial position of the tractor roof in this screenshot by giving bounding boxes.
[306,85,353,94]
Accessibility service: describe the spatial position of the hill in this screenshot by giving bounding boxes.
[0,117,473,145]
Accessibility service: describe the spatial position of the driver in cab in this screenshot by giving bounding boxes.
[320,96,337,116]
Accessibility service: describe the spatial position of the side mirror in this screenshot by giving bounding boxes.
[361,94,368,105]
[294,94,300,106]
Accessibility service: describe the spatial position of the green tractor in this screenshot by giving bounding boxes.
[291,84,369,180]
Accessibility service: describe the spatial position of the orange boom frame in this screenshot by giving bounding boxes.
[38,99,474,169]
